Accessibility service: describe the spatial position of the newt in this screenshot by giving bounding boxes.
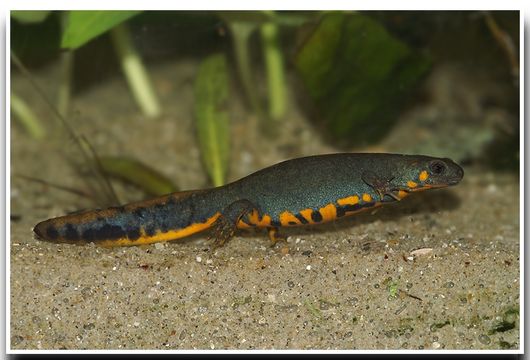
[33,153,464,247]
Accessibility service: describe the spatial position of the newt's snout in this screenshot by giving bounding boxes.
[448,166,464,185]
[442,159,464,186]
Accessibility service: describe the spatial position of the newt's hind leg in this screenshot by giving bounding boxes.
[267,227,287,247]
[209,199,257,248]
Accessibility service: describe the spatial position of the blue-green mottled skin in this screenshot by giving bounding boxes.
[34,153,464,246]
[224,153,463,218]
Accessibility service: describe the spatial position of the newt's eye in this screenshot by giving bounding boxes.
[429,160,446,175]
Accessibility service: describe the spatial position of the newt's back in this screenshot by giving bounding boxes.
[227,153,463,220]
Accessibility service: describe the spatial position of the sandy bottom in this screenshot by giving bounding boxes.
[10,60,520,350]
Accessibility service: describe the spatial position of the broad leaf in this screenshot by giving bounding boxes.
[61,10,140,49]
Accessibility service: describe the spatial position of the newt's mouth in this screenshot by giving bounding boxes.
[409,175,463,191]
[400,172,464,194]
[447,178,462,186]
[443,173,464,187]
[408,183,450,192]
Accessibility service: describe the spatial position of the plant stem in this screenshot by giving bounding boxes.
[260,13,287,122]
[57,12,73,119]
[11,92,46,139]
[57,49,74,118]
[110,23,161,118]
[228,22,264,119]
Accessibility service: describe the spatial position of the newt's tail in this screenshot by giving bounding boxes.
[33,190,218,247]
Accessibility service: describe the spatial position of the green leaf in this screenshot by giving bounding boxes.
[267,11,320,27]
[11,11,51,24]
[11,10,51,24]
[193,53,231,187]
[61,10,141,49]
[98,156,178,197]
[217,11,269,25]
[294,12,431,146]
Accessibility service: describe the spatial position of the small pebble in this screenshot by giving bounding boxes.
[444,281,455,288]
[83,323,95,330]
[478,334,491,345]
[348,297,359,305]
[12,335,24,346]
[486,184,498,193]
[410,248,433,257]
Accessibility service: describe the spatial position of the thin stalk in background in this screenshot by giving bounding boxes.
[11,51,119,206]
[227,21,264,120]
[260,12,287,122]
[57,50,74,118]
[57,12,74,119]
[110,23,161,118]
[11,92,46,139]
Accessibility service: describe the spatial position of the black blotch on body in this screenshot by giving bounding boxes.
[271,219,281,228]
[145,225,157,237]
[295,214,309,224]
[311,211,323,223]
[45,226,59,240]
[127,228,141,240]
[288,221,298,225]
[159,219,171,233]
[64,223,79,241]
[336,202,375,218]
[97,224,126,240]
[81,228,97,242]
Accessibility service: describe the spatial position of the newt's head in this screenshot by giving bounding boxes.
[403,156,464,191]
[360,154,464,202]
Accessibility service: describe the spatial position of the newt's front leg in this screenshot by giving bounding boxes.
[210,199,257,248]
[361,171,402,201]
